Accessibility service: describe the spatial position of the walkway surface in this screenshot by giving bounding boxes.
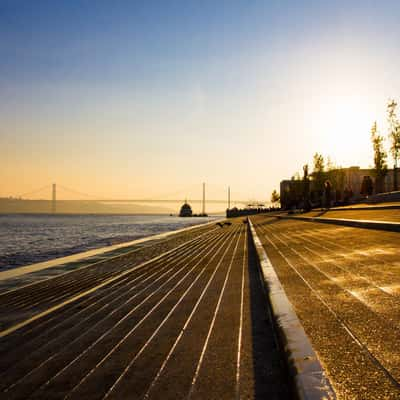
[251,214,400,400]
[0,220,290,400]
[302,207,400,222]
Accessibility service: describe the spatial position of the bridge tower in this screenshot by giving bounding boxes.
[228,186,230,209]
[202,182,206,215]
[52,183,56,213]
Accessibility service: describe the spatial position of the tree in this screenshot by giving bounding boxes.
[387,99,400,190]
[312,152,325,204]
[302,164,311,211]
[313,153,325,174]
[271,189,280,205]
[371,121,388,193]
[325,159,345,203]
[326,156,334,171]
[291,172,301,180]
[313,153,325,173]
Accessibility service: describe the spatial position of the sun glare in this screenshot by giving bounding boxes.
[309,95,378,168]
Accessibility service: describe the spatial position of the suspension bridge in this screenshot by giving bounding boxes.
[8,183,267,213]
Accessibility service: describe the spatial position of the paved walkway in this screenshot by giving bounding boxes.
[302,207,400,222]
[252,215,400,400]
[0,220,290,400]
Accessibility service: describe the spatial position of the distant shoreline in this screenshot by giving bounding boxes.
[0,198,225,215]
[0,212,224,216]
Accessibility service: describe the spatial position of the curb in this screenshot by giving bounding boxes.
[278,215,400,232]
[328,205,400,211]
[248,218,336,400]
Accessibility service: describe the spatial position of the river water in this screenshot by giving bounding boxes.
[0,214,216,270]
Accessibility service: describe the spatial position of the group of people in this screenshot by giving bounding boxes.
[226,206,280,218]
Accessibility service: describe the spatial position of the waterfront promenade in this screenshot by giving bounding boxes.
[1,208,399,399]
[0,220,289,399]
[252,208,400,399]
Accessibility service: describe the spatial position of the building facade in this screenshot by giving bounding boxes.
[280,166,399,209]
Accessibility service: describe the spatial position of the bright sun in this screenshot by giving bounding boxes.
[309,95,380,168]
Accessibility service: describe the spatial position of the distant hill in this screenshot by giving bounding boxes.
[0,198,174,214]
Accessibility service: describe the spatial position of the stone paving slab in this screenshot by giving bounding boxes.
[302,207,400,223]
[0,219,290,400]
[252,214,400,400]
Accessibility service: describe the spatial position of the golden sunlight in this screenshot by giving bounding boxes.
[309,94,379,167]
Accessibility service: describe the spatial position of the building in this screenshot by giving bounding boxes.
[280,166,399,209]
[341,166,399,197]
[280,179,305,210]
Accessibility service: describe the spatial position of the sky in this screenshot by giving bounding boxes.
[1,0,400,203]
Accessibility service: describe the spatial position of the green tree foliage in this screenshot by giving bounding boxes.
[387,100,400,165]
[313,152,325,174]
[271,189,280,204]
[371,121,388,193]
[312,152,325,198]
[302,164,311,211]
[387,99,400,190]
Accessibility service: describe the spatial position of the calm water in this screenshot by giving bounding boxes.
[0,214,216,270]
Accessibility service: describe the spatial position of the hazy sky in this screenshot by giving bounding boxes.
[1,0,400,202]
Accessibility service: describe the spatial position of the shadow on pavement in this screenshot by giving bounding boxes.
[247,232,292,399]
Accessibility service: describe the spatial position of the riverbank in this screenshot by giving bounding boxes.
[0,218,221,293]
[0,214,218,271]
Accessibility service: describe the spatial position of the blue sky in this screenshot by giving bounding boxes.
[1,0,400,203]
